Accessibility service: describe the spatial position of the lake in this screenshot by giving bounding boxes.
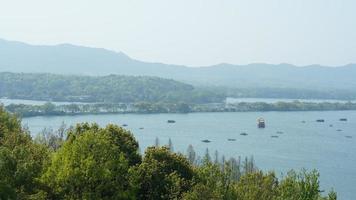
[226,97,356,104]
[22,111,356,199]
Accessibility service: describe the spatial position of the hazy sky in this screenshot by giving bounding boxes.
[0,0,355,66]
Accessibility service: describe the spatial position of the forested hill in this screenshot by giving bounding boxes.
[1,39,356,91]
[0,72,224,103]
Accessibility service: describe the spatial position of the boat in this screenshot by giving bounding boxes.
[271,135,279,138]
[227,138,236,141]
[301,120,306,123]
[336,129,342,132]
[167,120,176,123]
[276,131,284,134]
[329,124,333,127]
[240,132,248,136]
[201,139,211,143]
[345,136,352,139]
[257,118,266,128]
[340,118,348,121]
[122,124,128,127]
[316,119,325,122]
[139,127,144,130]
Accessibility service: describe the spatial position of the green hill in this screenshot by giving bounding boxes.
[0,72,224,103]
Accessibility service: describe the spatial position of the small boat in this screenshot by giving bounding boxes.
[276,131,284,134]
[167,120,176,123]
[227,138,236,141]
[240,132,248,136]
[316,119,325,123]
[336,129,342,132]
[329,124,333,127]
[271,135,279,138]
[257,118,266,128]
[122,124,128,127]
[139,127,144,130]
[201,139,211,143]
[339,118,348,122]
[301,121,306,123]
[345,136,353,139]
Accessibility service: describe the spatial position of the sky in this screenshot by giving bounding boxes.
[0,0,355,67]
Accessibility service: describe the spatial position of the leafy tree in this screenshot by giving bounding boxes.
[183,161,229,200]
[67,123,141,166]
[41,130,134,199]
[277,169,323,200]
[130,147,194,200]
[0,106,49,199]
[0,147,17,199]
[0,106,22,144]
[234,171,279,200]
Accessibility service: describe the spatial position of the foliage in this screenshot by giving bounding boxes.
[5,100,356,118]
[0,72,225,104]
[66,123,141,166]
[0,107,49,199]
[234,171,278,200]
[0,107,338,200]
[41,130,133,199]
[130,146,194,200]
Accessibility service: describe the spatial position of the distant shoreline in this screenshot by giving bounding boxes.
[4,100,356,118]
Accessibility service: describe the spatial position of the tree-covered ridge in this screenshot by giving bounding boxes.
[0,107,338,199]
[0,72,225,104]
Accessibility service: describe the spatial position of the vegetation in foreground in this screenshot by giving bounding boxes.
[0,106,337,199]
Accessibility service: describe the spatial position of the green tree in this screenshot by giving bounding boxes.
[41,130,134,199]
[277,169,323,200]
[67,123,141,166]
[0,147,17,199]
[183,161,229,200]
[0,106,49,199]
[234,171,278,200]
[130,146,194,200]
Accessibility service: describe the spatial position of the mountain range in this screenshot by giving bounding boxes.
[1,38,356,91]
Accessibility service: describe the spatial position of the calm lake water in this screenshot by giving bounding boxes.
[226,97,356,103]
[22,111,356,199]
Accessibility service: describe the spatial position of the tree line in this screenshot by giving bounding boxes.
[4,100,356,117]
[0,106,337,199]
[0,72,225,104]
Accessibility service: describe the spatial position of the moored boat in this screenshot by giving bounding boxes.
[257,118,265,128]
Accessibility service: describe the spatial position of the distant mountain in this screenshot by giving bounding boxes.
[1,38,356,91]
